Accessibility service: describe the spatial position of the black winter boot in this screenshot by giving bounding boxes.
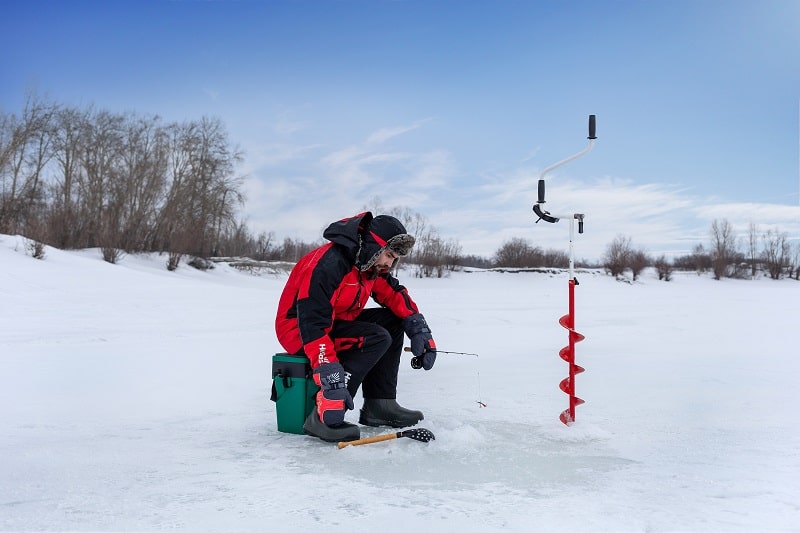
[359,399,424,428]
[302,411,360,443]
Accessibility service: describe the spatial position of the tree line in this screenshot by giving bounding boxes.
[4,96,797,279]
[0,96,468,275]
[601,219,800,281]
[1,95,249,269]
[0,96,557,276]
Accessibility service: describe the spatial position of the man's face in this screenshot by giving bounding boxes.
[373,249,400,272]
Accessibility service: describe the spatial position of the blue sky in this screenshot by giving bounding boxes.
[2,0,798,260]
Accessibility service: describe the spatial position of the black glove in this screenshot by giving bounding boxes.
[312,362,354,426]
[403,313,437,370]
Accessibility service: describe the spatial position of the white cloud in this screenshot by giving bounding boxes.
[273,119,310,135]
[365,118,431,146]
[244,142,324,168]
[693,202,800,233]
[431,176,800,260]
[239,119,800,262]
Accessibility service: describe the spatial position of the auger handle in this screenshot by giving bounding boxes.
[338,432,399,449]
[533,203,559,223]
[534,114,597,225]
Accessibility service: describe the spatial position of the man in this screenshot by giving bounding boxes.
[275,212,437,443]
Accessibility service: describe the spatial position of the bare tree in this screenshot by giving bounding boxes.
[603,234,632,278]
[153,117,244,261]
[414,233,461,278]
[49,105,89,248]
[629,249,650,281]
[252,230,275,260]
[1,96,251,268]
[761,228,790,280]
[109,113,169,252]
[542,248,569,268]
[746,222,759,279]
[385,205,429,266]
[458,254,493,269]
[0,94,57,236]
[494,237,537,268]
[654,254,674,281]
[674,244,716,273]
[790,242,800,281]
[272,237,318,262]
[709,219,737,280]
[76,108,124,248]
[212,221,265,258]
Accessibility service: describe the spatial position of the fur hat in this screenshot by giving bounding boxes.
[359,215,415,271]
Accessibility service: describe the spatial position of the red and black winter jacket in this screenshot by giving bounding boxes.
[275,213,419,368]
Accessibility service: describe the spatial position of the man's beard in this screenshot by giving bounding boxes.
[367,265,389,279]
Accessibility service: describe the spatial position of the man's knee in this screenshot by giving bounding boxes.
[364,327,392,353]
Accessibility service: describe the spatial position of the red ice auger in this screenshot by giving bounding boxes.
[533,115,597,425]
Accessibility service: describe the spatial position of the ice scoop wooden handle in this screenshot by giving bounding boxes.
[337,428,435,449]
[338,432,398,449]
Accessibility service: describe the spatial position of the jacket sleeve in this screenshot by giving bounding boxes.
[296,247,350,367]
[371,273,419,319]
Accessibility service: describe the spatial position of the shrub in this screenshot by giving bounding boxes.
[654,255,673,281]
[101,247,125,264]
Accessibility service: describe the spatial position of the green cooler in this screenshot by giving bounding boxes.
[270,352,319,434]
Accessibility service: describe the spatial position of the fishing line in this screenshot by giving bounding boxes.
[406,346,485,407]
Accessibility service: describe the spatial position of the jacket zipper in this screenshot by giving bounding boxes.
[345,273,364,313]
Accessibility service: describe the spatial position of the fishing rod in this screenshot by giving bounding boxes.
[404,346,479,369]
[403,347,479,357]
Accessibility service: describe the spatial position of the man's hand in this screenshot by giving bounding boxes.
[312,362,353,426]
[403,313,437,370]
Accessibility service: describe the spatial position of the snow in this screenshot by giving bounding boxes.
[1,234,798,532]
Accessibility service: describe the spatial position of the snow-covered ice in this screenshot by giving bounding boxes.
[1,234,797,531]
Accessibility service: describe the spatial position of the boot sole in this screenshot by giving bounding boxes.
[303,427,360,442]
[302,415,360,442]
[359,414,422,429]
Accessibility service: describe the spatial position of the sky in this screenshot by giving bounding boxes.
[1,0,799,260]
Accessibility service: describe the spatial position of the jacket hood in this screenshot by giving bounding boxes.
[322,212,414,271]
[322,212,374,257]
